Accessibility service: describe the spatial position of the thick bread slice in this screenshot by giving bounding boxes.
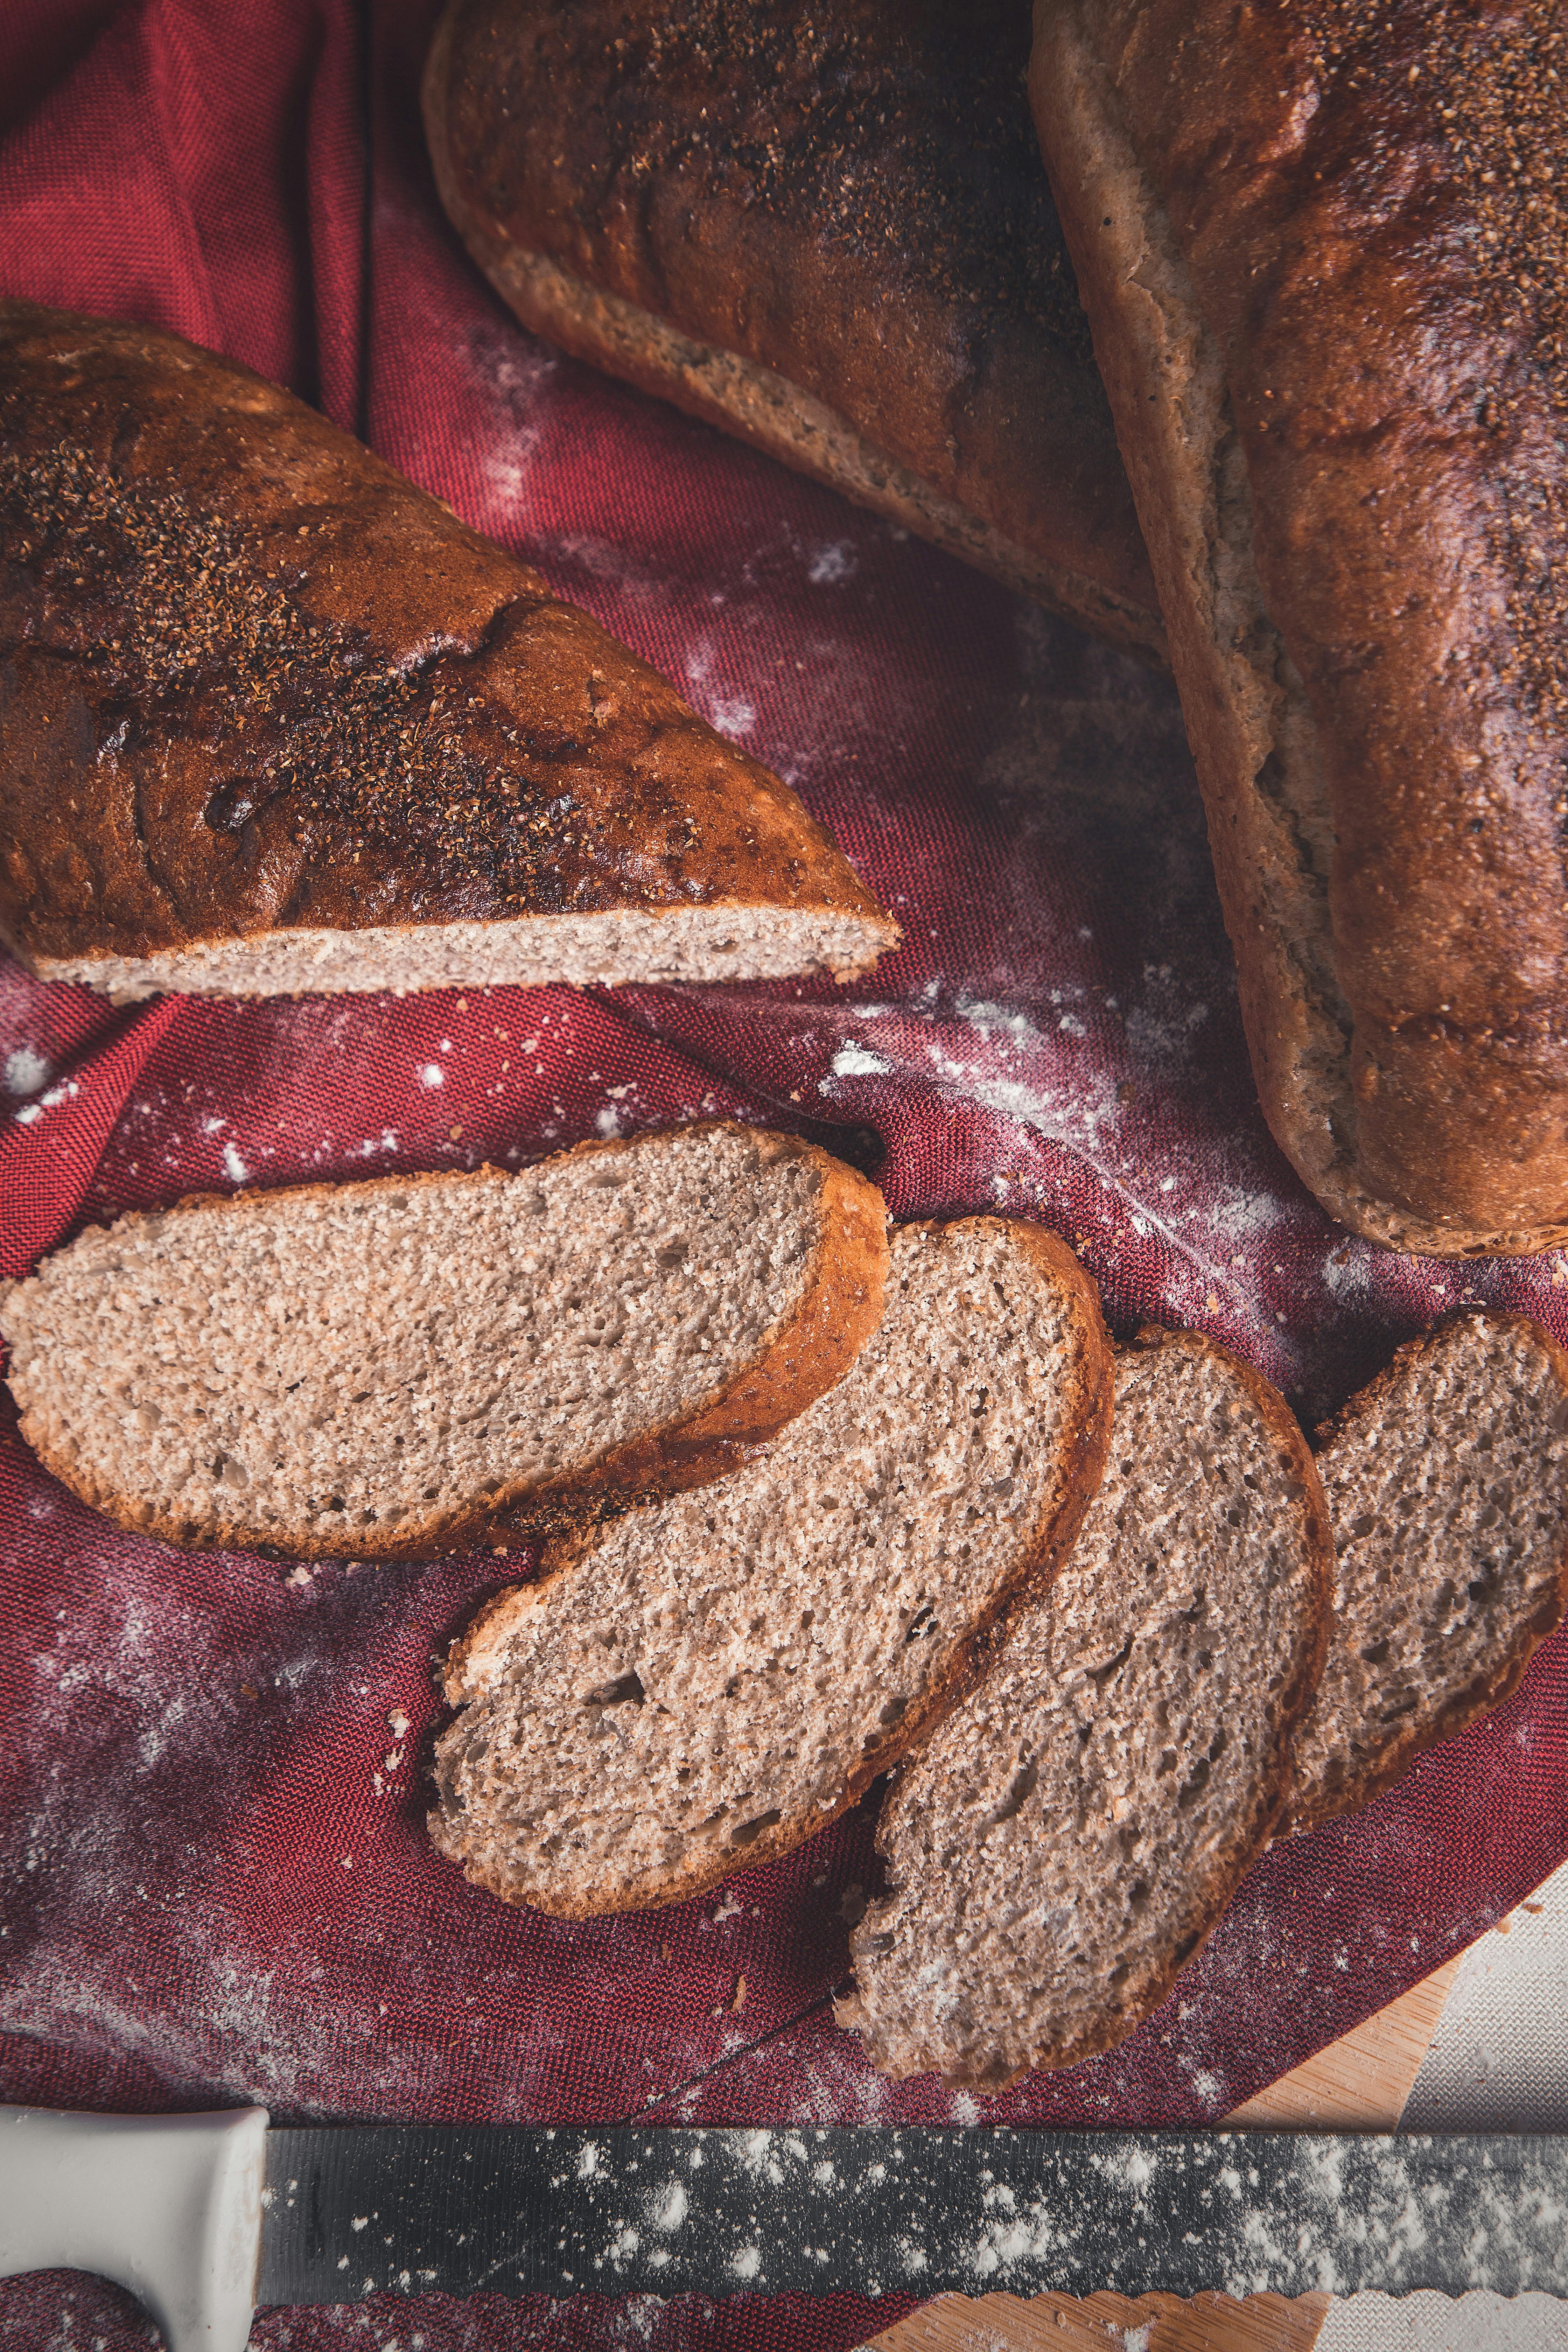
[839,1328,1330,2086]
[1030,1,1568,1255]
[1288,1311,1568,1838]
[0,301,897,999]
[0,1123,888,1559]
[428,1217,1112,1914]
[423,0,1165,664]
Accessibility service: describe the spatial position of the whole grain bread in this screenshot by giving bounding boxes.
[0,300,897,1000]
[1031,0,1568,1254]
[839,1327,1330,2086]
[1288,1310,1568,1836]
[422,0,1164,663]
[428,1216,1112,1914]
[0,1122,888,1558]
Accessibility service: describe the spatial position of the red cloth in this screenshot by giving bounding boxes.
[3,6,1568,2347]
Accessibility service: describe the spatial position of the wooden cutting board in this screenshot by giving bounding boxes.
[866,2287,1332,2350]
[861,1946,1467,2352]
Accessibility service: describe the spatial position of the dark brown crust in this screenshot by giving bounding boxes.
[4,1121,890,1561]
[422,0,1164,662]
[432,1214,1114,1916]
[1287,1309,1568,1837]
[0,300,896,980]
[848,1323,1332,2087]
[1031,0,1568,1255]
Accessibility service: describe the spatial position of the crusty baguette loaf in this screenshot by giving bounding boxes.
[0,1123,888,1558]
[0,300,897,1000]
[428,1217,1112,1914]
[1287,1311,1568,1837]
[422,0,1165,664]
[1031,0,1568,1254]
[839,1327,1330,2086]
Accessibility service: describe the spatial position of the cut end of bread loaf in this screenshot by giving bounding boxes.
[839,1326,1330,2087]
[21,902,899,1003]
[0,1121,888,1557]
[1287,1310,1568,1836]
[428,1216,1112,1915]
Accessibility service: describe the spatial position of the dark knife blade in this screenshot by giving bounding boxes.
[259,2126,1568,2304]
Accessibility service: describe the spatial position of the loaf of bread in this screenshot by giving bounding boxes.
[1031,0,1568,1254]
[429,1217,1112,1913]
[839,1327,1330,2085]
[1288,1311,1568,1836]
[0,1123,888,1558]
[422,0,1164,663]
[0,301,897,1000]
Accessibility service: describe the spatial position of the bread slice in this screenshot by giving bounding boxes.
[428,1217,1113,1914]
[422,0,1165,664]
[1287,1311,1568,1837]
[0,301,897,1000]
[839,1327,1330,2087]
[0,1123,888,1558]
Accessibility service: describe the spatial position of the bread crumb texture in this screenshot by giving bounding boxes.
[843,1331,1325,2086]
[430,1218,1103,1913]
[1291,1311,1568,1831]
[30,903,892,1001]
[0,1124,831,1552]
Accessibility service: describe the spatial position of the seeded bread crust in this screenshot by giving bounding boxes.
[0,301,897,997]
[422,0,1164,663]
[840,1325,1331,2086]
[1031,0,1568,1254]
[0,1122,889,1559]
[432,1217,1113,1914]
[1288,1310,1568,1836]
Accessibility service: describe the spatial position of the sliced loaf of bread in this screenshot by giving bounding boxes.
[429,1217,1113,1913]
[838,1327,1330,2087]
[0,1122,887,1558]
[0,301,897,1000]
[1287,1310,1568,1837]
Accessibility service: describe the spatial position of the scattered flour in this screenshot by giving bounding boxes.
[4,1044,49,1095]
[808,542,856,585]
[827,1043,891,1079]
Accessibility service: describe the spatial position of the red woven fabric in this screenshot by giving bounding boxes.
[3,6,1567,2347]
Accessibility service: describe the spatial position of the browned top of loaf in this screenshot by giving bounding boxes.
[0,300,890,966]
[1058,0,1568,1239]
[426,0,1155,619]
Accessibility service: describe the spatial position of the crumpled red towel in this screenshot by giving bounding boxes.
[2,6,1566,2349]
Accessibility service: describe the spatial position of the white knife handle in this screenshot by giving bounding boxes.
[0,2105,268,2352]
